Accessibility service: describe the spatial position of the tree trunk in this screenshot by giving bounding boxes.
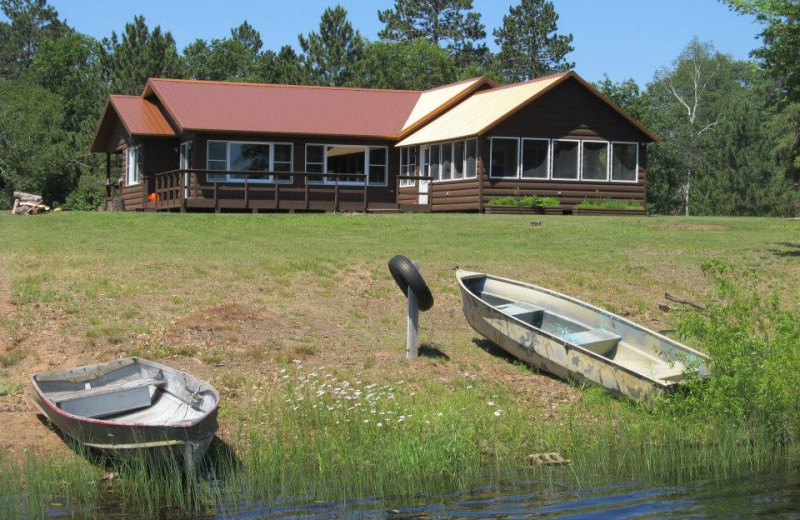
[13,191,42,203]
[684,170,691,217]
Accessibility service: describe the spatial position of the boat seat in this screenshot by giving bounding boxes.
[651,362,686,382]
[49,378,166,419]
[496,302,545,324]
[566,328,621,356]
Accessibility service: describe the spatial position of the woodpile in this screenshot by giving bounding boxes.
[11,191,50,215]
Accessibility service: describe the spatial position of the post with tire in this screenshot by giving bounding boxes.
[388,255,434,359]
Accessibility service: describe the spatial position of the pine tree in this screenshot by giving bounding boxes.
[99,15,183,95]
[256,45,306,85]
[298,6,364,86]
[377,0,486,67]
[0,0,67,79]
[493,0,574,83]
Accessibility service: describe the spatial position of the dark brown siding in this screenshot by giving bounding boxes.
[121,184,144,210]
[481,77,649,208]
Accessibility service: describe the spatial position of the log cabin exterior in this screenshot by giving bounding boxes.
[90,72,658,213]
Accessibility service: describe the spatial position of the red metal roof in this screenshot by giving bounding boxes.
[144,79,424,139]
[109,96,176,137]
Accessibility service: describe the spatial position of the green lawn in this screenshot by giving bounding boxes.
[0,212,797,516]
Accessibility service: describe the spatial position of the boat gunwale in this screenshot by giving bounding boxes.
[30,357,221,430]
[456,271,709,386]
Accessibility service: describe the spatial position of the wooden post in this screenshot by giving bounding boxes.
[244,176,249,210]
[407,260,420,359]
[304,175,310,210]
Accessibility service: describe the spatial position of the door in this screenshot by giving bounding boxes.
[418,146,429,205]
[180,141,193,199]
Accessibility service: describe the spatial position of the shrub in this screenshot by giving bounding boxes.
[575,199,644,210]
[64,183,105,211]
[659,261,800,443]
[487,195,560,207]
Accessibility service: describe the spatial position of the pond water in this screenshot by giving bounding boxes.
[197,469,799,519]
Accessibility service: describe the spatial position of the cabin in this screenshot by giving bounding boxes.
[89,71,658,213]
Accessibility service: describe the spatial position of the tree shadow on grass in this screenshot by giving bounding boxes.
[769,242,800,258]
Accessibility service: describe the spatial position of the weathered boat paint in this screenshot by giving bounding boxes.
[30,358,220,465]
[457,270,710,404]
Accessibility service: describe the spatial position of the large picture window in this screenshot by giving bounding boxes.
[581,141,609,181]
[441,142,452,180]
[306,144,388,186]
[490,137,519,178]
[521,139,549,179]
[452,140,464,179]
[552,140,580,180]
[206,140,293,183]
[611,142,638,182]
[428,144,440,181]
[126,145,140,185]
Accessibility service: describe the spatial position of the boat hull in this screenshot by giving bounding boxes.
[31,358,219,464]
[457,271,708,403]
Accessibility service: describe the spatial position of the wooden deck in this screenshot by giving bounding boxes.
[138,169,430,213]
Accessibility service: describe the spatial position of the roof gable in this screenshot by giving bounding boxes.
[90,96,176,153]
[397,72,659,146]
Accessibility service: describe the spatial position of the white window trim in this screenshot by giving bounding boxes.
[551,138,581,182]
[610,141,640,184]
[580,140,610,183]
[126,145,140,185]
[206,140,293,184]
[399,146,416,187]
[489,137,521,179]
[520,137,550,180]
[306,143,388,187]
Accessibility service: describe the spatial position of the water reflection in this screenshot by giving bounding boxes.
[203,470,799,520]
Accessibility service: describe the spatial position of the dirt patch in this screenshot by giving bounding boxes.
[660,223,730,231]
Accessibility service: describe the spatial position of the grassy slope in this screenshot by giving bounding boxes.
[0,212,797,514]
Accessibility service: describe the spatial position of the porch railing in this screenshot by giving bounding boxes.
[396,175,434,212]
[148,169,372,212]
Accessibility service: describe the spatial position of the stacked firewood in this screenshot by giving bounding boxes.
[11,191,50,215]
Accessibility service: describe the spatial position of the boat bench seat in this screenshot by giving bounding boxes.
[48,378,166,419]
[651,362,686,383]
[496,302,545,324]
[566,329,621,356]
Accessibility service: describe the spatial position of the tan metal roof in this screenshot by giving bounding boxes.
[397,72,659,146]
[400,77,496,135]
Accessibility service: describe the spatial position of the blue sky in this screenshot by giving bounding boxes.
[5,0,763,86]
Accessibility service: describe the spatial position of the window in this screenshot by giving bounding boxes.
[206,140,293,183]
[441,142,452,180]
[369,147,387,185]
[126,145,140,185]
[399,147,417,187]
[490,138,519,178]
[552,140,580,180]
[453,140,464,179]
[465,139,477,178]
[428,144,440,181]
[521,139,549,179]
[306,144,387,186]
[611,142,638,182]
[581,141,609,181]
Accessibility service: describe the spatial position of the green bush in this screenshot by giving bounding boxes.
[64,183,105,211]
[659,261,800,443]
[487,195,560,207]
[575,199,644,210]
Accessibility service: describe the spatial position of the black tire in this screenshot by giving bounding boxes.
[388,255,434,312]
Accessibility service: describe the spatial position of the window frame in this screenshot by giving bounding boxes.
[306,143,388,187]
[205,140,294,184]
[489,136,521,179]
[126,145,140,185]
[399,146,416,187]
[580,140,610,183]
[520,137,551,180]
[465,138,478,179]
[610,141,639,184]
[550,138,582,182]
